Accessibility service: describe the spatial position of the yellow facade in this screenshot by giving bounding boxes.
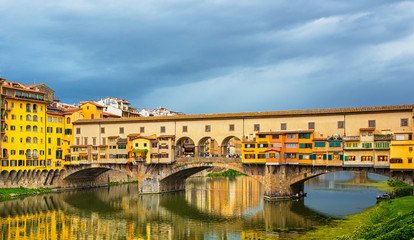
[1,84,51,172]
[79,102,103,120]
[390,140,414,170]
[130,137,152,163]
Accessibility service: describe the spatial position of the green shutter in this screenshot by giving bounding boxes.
[345,156,348,161]
[323,154,327,160]
[328,155,332,160]
[299,154,303,160]
[340,155,343,160]
[300,143,304,148]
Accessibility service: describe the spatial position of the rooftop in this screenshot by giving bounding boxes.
[73,104,414,125]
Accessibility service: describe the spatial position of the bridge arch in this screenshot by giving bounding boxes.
[197,137,219,157]
[176,136,196,157]
[221,136,242,158]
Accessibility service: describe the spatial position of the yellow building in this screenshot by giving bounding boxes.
[390,131,414,169]
[298,131,313,165]
[79,102,104,120]
[1,81,50,171]
[242,135,267,164]
[128,135,156,164]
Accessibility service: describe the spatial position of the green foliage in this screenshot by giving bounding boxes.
[0,187,51,201]
[387,179,413,197]
[208,170,246,178]
[337,196,414,240]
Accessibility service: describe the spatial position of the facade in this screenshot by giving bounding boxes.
[0,80,65,172]
[71,104,414,170]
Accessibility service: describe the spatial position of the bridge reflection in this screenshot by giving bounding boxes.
[0,177,330,239]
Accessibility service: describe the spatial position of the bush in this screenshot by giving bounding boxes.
[387,179,413,197]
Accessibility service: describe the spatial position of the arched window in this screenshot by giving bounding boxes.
[4,124,8,130]
[26,103,31,113]
[33,104,38,113]
[3,136,8,142]
[26,137,31,143]
[26,115,31,121]
[33,115,38,122]
[67,117,71,124]
[33,149,38,158]
[33,137,38,144]
[26,125,31,132]
[33,126,38,132]
[26,149,31,158]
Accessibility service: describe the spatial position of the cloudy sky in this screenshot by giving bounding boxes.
[0,0,413,114]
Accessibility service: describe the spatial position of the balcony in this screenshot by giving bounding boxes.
[374,134,393,141]
[26,154,32,159]
[343,136,360,141]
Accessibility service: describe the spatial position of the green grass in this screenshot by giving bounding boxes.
[299,196,414,240]
[0,187,51,201]
[336,180,392,192]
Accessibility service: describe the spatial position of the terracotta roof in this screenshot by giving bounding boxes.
[80,101,104,108]
[47,111,64,116]
[3,95,46,104]
[73,104,414,125]
[127,133,140,137]
[64,107,81,113]
[107,136,119,138]
[3,84,46,94]
[103,112,121,117]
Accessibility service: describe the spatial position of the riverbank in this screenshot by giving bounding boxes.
[299,196,414,239]
[0,187,51,201]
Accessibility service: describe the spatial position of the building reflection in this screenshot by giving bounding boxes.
[0,177,331,240]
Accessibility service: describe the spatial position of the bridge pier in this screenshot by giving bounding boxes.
[263,165,305,200]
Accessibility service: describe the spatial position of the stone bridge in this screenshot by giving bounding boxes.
[2,158,413,199]
[136,157,414,199]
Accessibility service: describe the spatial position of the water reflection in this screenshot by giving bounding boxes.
[0,172,385,239]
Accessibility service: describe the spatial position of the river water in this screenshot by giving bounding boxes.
[0,171,387,239]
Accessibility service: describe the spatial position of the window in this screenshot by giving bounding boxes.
[26,103,31,112]
[47,127,53,133]
[48,138,51,144]
[56,128,62,133]
[254,124,260,132]
[182,125,188,133]
[409,158,412,164]
[368,120,376,128]
[140,127,144,133]
[258,143,268,148]
[315,142,325,148]
[281,123,287,130]
[287,134,296,139]
[33,137,38,144]
[26,115,31,121]
[26,125,31,132]
[300,143,312,148]
[362,143,372,148]
[102,137,106,145]
[205,125,211,132]
[299,133,310,139]
[401,118,408,127]
[362,132,366,137]
[361,156,372,161]
[67,118,71,124]
[83,137,87,145]
[58,118,62,123]
[308,122,315,130]
[33,115,38,122]
[244,144,255,148]
[76,128,81,134]
[160,126,166,133]
[337,121,344,129]
[57,138,61,146]
[119,127,124,134]
[377,156,388,162]
[244,154,256,159]
[33,104,37,113]
[272,135,279,139]
[65,129,72,135]
[286,143,297,148]
[329,142,341,148]
[48,117,52,122]
[229,124,235,132]
[33,126,38,132]
[10,125,15,131]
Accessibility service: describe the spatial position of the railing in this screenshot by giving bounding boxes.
[343,136,360,141]
[176,157,242,164]
[374,135,393,141]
